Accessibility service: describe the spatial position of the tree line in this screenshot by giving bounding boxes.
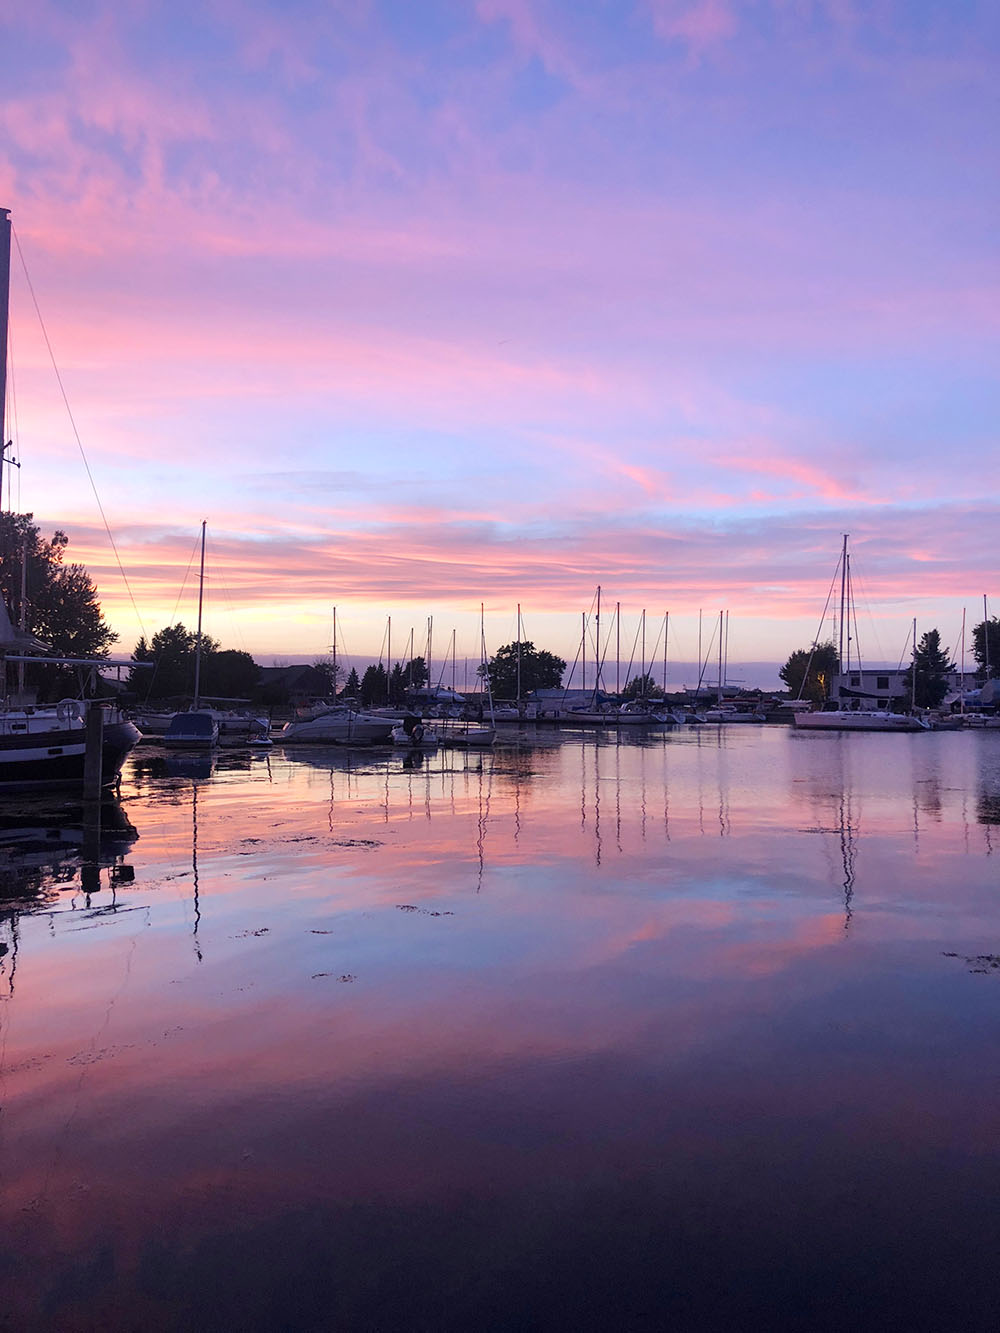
[4,510,1000,706]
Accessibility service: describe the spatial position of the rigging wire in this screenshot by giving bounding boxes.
[12,226,147,639]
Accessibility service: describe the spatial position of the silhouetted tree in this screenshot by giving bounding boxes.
[1,512,117,696]
[201,649,260,699]
[902,629,954,709]
[128,623,219,699]
[972,617,1000,680]
[623,672,660,700]
[360,663,387,706]
[779,641,839,703]
[311,656,341,696]
[484,641,565,698]
[342,666,361,699]
[402,655,428,690]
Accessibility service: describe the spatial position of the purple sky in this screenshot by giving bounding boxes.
[2,0,997,683]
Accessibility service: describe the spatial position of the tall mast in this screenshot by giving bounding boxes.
[451,628,457,694]
[663,611,669,693]
[582,610,586,693]
[426,615,433,698]
[387,615,391,700]
[331,606,337,695]
[193,519,206,709]
[616,602,621,694]
[911,617,917,711]
[985,594,991,678]
[961,607,966,715]
[839,533,848,671]
[0,206,12,514]
[516,603,521,703]
[717,609,723,705]
[724,610,729,692]
[595,586,601,693]
[641,609,646,697]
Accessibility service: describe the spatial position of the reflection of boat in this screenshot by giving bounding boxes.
[0,795,138,903]
[278,705,395,744]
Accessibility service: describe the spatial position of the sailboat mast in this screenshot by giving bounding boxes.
[582,610,586,693]
[961,607,966,715]
[331,606,338,695]
[838,533,848,672]
[595,586,601,692]
[616,602,621,694]
[516,603,521,703]
[911,617,917,711]
[0,206,11,514]
[193,519,206,709]
[717,609,723,705]
[451,628,457,694]
[641,609,646,697]
[985,594,991,678]
[663,611,669,694]
[387,615,391,700]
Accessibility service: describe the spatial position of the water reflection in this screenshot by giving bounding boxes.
[3,730,1000,1330]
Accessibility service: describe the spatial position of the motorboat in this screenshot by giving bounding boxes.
[277,705,395,744]
[163,710,220,747]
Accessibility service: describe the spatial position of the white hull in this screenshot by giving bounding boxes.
[794,710,930,732]
[279,709,394,744]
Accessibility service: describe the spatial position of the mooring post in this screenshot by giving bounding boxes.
[83,703,106,800]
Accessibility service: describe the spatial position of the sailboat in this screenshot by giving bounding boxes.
[794,536,930,733]
[0,206,142,787]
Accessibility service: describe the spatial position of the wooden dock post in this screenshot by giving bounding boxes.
[83,703,106,800]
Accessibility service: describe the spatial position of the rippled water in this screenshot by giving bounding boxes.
[2,727,999,1331]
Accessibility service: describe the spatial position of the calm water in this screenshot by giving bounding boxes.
[2,727,999,1331]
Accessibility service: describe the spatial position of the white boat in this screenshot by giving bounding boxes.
[391,723,439,749]
[794,702,931,732]
[793,536,931,734]
[702,705,765,723]
[278,705,395,744]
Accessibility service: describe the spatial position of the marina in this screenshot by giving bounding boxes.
[2,725,999,1329]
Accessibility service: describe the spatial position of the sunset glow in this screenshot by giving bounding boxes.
[2,1,996,676]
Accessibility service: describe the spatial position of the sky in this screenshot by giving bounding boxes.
[1,0,997,686]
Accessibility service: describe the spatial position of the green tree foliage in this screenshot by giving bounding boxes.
[623,672,660,700]
[342,666,361,698]
[902,629,954,709]
[972,617,1000,679]
[484,641,565,698]
[779,641,839,703]
[388,663,405,703]
[1,512,117,659]
[128,623,220,699]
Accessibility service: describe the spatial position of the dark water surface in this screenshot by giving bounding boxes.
[2,727,999,1331]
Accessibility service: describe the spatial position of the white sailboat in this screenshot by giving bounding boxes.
[794,536,930,733]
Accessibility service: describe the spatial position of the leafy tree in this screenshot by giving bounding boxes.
[129,623,219,699]
[342,666,361,699]
[1,512,117,658]
[311,656,341,696]
[623,672,660,700]
[360,663,387,706]
[402,655,428,690]
[201,649,260,699]
[779,641,839,703]
[484,641,565,698]
[972,617,1000,680]
[902,629,953,709]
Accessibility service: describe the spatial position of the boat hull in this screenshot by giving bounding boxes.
[0,720,142,790]
[793,711,929,732]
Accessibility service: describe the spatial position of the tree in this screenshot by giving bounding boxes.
[484,641,566,698]
[779,641,839,703]
[972,617,1000,680]
[201,649,260,699]
[401,655,428,690]
[1,512,117,659]
[128,623,219,699]
[360,663,387,706]
[623,672,660,700]
[311,656,341,696]
[388,663,405,704]
[342,666,361,699]
[903,629,954,709]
